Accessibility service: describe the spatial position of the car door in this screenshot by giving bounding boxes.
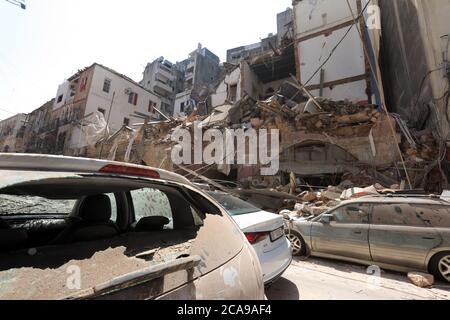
[311,203,371,261]
[369,203,442,270]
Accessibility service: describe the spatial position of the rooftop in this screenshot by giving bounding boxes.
[67,63,163,99]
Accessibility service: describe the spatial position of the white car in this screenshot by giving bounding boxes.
[0,154,265,300]
[207,191,292,285]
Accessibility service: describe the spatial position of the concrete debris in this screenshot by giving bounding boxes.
[340,186,379,200]
[407,272,435,288]
[321,189,342,201]
[302,191,318,203]
[403,130,438,165]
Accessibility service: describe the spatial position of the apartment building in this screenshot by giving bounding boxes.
[226,34,277,65]
[226,8,293,65]
[21,99,54,154]
[173,44,222,117]
[141,57,180,116]
[50,63,162,155]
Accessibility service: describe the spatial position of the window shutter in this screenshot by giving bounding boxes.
[134,93,138,106]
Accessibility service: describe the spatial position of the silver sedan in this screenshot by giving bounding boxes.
[285,196,450,283]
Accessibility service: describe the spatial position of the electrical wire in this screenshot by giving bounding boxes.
[413,67,443,111]
[301,0,371,88]
[0,107,16,115]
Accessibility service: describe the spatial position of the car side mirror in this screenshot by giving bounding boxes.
[320,214,333,224]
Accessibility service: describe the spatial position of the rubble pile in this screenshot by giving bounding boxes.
[403,130,439,165]
[280,183,401,219]
[292,99,381,134]
[92,87,443,194]
[233,96,383,138]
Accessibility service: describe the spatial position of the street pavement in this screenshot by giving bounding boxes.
[266,257,450,300]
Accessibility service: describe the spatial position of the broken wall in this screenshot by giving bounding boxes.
[211,67,241,108]
[293,0,375,103]
[241,61,263,101]
[281,114,400,167]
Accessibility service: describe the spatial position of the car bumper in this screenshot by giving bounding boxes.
[260,238,292,285]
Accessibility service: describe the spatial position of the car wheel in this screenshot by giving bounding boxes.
[429,251,450,283]
[286,230,306,256]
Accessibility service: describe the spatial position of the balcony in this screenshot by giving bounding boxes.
[186,60,195,72]
[154,79,174,94]
[157,65,175,81]
[185,72,194,81]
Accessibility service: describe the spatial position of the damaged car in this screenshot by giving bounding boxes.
[207,191,292,286]
[285,196,450,282]
[0,153,265,300]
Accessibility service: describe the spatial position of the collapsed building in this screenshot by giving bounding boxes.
[96,0,446,195]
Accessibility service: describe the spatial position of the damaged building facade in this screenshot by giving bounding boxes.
[226,8,294,65]
[20,63,162,157]
[204,1,395,188]
[141,57,181,116]
[173,45,222,117]
[0,113,27,153]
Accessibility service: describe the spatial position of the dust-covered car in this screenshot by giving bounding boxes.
[207,191,292,285]
[285,196,450,282]
[0,153,265,300]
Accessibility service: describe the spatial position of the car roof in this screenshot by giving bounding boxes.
[341,195,450,206]
[0,153,191,185]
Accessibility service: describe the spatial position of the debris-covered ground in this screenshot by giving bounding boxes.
[266,257,450,300]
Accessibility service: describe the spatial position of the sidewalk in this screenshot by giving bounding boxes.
[266,257,450,300]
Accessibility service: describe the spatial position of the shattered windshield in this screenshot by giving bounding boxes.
[208,192,260,216]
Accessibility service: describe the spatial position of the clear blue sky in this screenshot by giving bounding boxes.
[0,0,292,120]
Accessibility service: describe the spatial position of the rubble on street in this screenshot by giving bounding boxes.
[408,272,435,288]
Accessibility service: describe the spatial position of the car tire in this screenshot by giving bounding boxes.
[285,230,306,257]
[429,251,450,283]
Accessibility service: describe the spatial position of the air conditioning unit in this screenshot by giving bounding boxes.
[124,88,132,95]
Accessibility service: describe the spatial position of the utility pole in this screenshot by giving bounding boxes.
[4,0,26,9]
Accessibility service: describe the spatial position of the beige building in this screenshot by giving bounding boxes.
[0,113,27,152]
[51,63,162,155]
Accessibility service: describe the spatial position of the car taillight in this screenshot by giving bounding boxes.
[245,232,269,245]
[99,164,160,179]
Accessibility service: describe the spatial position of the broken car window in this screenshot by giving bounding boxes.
[207,192,260,216]
[0,194,76,215]
[130,188,173,229]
